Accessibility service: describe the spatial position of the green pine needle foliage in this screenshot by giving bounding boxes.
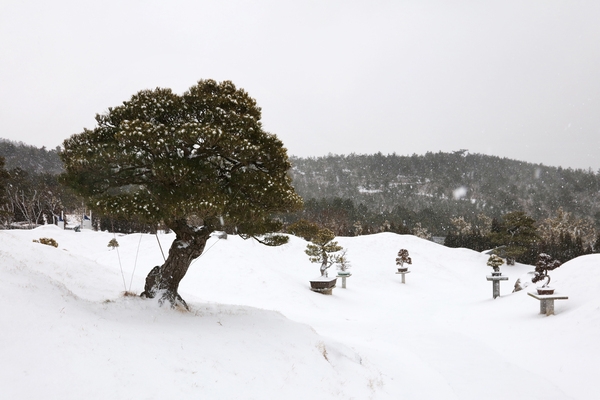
[305,228,343,266]
[59,79,302,237]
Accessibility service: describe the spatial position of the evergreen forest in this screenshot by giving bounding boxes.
[2,140,600,264]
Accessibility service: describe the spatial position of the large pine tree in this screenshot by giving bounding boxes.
[60,79,302,308]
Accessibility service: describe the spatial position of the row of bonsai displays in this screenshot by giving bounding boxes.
[304,231,415,295]
[303,229,567,315]
[486,252,563,296]
[486,252,568,315]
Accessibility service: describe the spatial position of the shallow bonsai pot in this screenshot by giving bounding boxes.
[537,287,555,295]
[309,277,337,294]
[337,271,352,277]
[491,271,502,277]
[397,267,408,273]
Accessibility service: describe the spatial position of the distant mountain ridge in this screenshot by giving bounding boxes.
[289,151,600,232]
[3,138,599,233]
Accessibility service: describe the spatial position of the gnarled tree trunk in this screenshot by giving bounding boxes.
[141,219,212,309]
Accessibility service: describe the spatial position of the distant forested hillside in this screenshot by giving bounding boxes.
[0,139,63,174]
[2,137,600,250]
[288,151,600,236]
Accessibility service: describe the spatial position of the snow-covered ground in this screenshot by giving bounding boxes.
[1,225,598,399]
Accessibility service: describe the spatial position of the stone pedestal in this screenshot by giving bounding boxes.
[336,272,351,288]
[395,270,411,284]
[486,275,509,299]
[527,292,568,316]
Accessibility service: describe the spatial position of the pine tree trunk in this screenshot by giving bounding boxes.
[141,219,212,309]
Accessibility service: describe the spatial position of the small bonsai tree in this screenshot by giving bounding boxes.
[336,249,351,273]
[486,254,504,273]
[305,228,343,277]
[396,249,412,269]
[108,238,119,250]
[532,253,562,288]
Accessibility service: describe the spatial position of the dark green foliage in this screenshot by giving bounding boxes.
[444,231,492,252]
[490,211,538,265]
[284,197,410,237]
[528,231,591,264]
[60,79,302,233]
[287,219,321,241]
[305,228,344,276]
[246,233,289,247]
[98,215,158,234]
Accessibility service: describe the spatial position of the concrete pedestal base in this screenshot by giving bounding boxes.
[527,292,568,316]
[486,275,509,299]
[336,273,352,288]
[395,270,411,284]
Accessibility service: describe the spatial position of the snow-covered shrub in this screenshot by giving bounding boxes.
[108,238,119,249]
[33,237,58,248]
[486,254,504,273]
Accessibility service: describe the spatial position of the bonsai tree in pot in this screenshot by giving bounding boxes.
[336,249,351,276]
[532,253,562,295]
[305,228,343,294]
[487,254,505,275]
[306,228,343,277]
[396,249,412,272]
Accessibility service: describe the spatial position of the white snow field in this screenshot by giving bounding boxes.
[1,225,599,399]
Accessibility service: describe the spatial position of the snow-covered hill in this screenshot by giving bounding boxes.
[1,226,598,399]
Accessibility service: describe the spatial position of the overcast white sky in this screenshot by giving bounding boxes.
[1,0,599,170]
